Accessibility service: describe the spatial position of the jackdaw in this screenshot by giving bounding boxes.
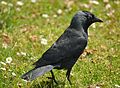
[21,11,103,84]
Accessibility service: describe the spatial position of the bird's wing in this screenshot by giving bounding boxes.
[34,30,87,67]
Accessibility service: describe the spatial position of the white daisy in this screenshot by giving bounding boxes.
[41,38,48,45]
[6,57,12,64]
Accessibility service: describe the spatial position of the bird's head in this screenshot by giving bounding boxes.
[82,11,103,23]
[70,11,103,31]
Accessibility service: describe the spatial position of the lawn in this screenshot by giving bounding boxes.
[0,0,120,88]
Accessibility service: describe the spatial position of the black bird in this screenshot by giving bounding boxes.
[21,11,103,84]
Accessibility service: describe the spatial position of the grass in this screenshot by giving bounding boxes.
[0,0,120,88]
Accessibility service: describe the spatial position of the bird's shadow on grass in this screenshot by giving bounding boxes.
[31,80,66,88]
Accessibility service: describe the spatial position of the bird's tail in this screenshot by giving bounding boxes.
[21,65,54,81]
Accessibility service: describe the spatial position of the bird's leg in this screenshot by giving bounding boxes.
[47,70,58,84]
[66,69,72,85]
[51,70,58,84]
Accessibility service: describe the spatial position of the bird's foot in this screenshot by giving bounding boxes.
[47,77,52,79]
[47,77,58,84]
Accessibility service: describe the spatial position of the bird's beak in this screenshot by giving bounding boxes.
[93,16,103,22]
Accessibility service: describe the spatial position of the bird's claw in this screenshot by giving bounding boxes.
[47,77,58,84]
[47,77,52,79]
